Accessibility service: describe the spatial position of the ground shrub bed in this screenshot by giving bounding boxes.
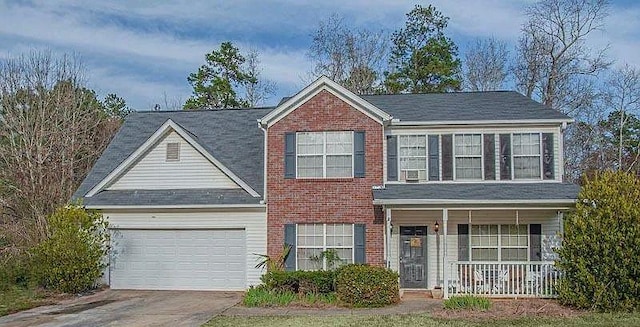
[443,295,491,311]
[255,264,400,308]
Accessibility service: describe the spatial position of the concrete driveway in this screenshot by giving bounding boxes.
[0,290,242,327]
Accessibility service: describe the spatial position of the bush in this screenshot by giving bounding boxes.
[443,295,491,311]
[0,254,30,290]
[335,264,399,308]
[29,205,109,294]
[261,270,336,294]
[556,171,640,312]
[243,286,296,307]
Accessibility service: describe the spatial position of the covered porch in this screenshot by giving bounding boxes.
[372,183,579,298]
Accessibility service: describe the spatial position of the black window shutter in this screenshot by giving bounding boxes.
[284,133,296,179]
[428,135,440,181]
[484,134,495,180]
[499,134,511,180]
[542,133,554,180]
[442,134,453,180]
[284,224,296,271]
[530,224,542,261]
[458,224,469,261]
[354,131,366,178]
[354,224,366,263]
[387,135,398,181]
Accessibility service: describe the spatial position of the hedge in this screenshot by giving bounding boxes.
[335,264,399,307]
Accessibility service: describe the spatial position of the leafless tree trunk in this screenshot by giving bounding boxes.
[462,38,509,91]
[0,50,119,246]
[514,0,610,115]
[603,64,640,171]
[308,14,389,95]
[244,49,276,107]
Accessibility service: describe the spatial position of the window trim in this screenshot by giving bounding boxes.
[511,132,543,180]
[470,224,530,262]
[453,133,484,181]
[295,131,354,179]
[295,223,355,271]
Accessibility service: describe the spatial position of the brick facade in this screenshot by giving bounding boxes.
[266,90,385,266]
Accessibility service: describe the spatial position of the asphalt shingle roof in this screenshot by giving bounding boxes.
[373,183,580,202]
[74,107,273,205]
[361,91,570,122]
[83,189,261,207]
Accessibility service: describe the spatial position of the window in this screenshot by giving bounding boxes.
[166,142,180,161]
[454,134,482,180]
[297,132,353,178]
[471,224,529,261]
[513,133,541,179]
[297,224,353,270]
[399,135,427,181]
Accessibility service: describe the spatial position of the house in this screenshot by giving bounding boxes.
[74,76,579,298]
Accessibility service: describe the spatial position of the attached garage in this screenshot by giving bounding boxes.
[102,208,266,291]
[110,229,246,290]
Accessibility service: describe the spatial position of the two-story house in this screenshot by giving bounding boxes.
[74,77,579,298]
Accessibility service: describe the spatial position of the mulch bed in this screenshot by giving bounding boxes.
[431,298,583,320]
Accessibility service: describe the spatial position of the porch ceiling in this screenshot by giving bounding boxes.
[373,183,579,206]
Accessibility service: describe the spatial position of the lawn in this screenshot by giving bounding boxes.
[0,286,55,316]
[205,313,640,327]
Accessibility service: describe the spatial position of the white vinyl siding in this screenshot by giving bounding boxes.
[512,133,542,179]
[108,131,239,190]
[103,209,266,289]
[399,135,427,181]
[296,131,353,178]
[296,223,354,270]
[454,134,482,180]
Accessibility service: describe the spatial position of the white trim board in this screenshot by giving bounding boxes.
[85,119,260,198]
[373,199,577,205]
[258,76,392,128]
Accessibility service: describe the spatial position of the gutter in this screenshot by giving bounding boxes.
[372,199,577,205]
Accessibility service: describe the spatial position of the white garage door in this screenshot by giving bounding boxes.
[110,229,246,290]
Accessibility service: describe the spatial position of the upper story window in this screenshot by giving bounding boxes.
[399,135,427,181]
[512,133,541,179]
[297,131,353,178]
[454,134,482,180]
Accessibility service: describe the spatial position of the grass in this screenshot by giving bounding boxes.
[0,286,53,316]
[204,313,640,327]
[243,287,338,307]
[443,295,492,311]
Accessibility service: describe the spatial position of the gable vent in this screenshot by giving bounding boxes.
[166,142,180,161]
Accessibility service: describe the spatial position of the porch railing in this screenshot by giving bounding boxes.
[447,261,560,298]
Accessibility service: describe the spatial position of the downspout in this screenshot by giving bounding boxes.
[258,121,268,203]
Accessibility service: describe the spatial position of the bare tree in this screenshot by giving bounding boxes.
[0,50,120,245]
[155,91,184,111]
[308,14,389,95]
[244,48,276,107]
[462,37,509,91]
[604,64,640,171]
[514,0,610,115]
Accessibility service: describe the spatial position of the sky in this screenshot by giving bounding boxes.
[0,0,638,109]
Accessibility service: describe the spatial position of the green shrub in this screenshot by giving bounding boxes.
[335,264,399,308]
[243,286,296,307]
[261,270,336,294]
[443,295,491,311]
[556,171,640,312]
[29,205,109,294]
[0,254,30,290]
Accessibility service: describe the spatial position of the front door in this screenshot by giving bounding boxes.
[400,226,428,288]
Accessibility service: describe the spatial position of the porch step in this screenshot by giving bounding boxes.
[400,290,434,300]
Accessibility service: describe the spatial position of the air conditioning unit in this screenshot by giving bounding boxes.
[405,170,420,182]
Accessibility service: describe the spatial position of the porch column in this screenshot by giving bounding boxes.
[442,208,449,299]
[386,208,392,269]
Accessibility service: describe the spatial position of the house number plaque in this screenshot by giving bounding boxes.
[410,237,422,247]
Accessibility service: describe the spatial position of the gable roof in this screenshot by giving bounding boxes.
[359,91,571,124]
[259,76,392,127]
[74,107,273,203]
